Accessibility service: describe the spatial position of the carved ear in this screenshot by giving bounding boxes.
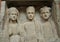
[7,9,10,15]
[16,9,19,16]
[6,9,10,21]
[40,8,43,13]
[48,7,51,10]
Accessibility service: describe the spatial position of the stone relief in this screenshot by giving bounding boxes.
[40,6,58,42]
[4,7,20,42]
[3,6,59,42]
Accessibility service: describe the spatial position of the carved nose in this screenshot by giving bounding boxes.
[45,15,47,17]
[30,15,32,17]
[13,16,15,18]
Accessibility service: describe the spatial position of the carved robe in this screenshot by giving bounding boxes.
[8,23,20,42]
[20,20,45,42]
[40,20,58,42]
[4,22,20,42]
[24,21,37,42]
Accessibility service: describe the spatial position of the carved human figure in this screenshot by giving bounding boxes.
[24,6,37,42]
[20,6,45,42]
[40,6,58,42]
[4,7,20,42]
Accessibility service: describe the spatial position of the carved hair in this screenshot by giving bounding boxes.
[8,7,19,16]
[26,6,35,13]
[40,6,51,12]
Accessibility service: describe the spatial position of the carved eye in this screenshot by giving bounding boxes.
[12,13,14,15]
[15,13,17,15]
[28,12,30,14]
[46,12,49,13]
[31,12,34,14]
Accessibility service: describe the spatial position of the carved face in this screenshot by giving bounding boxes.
[26,6,35,20]
[9,12,18,20]
[8,7,19,20]
[40,6,51,20]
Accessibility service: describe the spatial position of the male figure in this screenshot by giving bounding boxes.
[24,6,37,42]
[40,6,58,42]
[4,7,20,42]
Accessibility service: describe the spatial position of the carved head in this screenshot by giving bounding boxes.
[26,6,35,20]
[40,6,51,20]
[8,7,19,21]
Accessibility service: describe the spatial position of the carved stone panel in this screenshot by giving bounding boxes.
[0,1,60,42]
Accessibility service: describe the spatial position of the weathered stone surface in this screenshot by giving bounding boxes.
[56,3,60,37]
[0,1,6,31]
[10,35,20,42]
[0,1,60,42]
[0,1,6,42]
